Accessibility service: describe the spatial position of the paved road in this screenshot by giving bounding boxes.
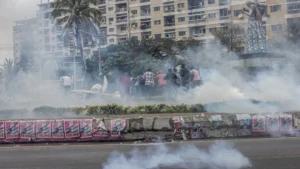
[1,138,300,169]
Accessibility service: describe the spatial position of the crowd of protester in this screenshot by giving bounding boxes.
[111,64,201,99]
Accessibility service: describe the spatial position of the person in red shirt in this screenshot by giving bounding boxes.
[155,70,166,96]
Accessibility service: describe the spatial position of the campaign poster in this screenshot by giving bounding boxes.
[111,119,126,132]
[52,120,64,138]
[64,119,80,138]
[0,121,4,138]
[36,120,51,138]
[266,115,279,132]
[93,119,108,137]
[252,115,266,132]
[20,121,35,138]
[5,121,20,139]
[279,114,293,132]
[79,119,93,138]
[236,114,251,136]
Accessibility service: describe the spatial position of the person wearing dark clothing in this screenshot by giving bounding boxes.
[165,68,178,99]
[180,64,190,90]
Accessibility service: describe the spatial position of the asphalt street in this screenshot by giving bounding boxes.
[1,138,300,169]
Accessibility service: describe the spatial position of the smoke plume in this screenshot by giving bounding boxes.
[103,141,251,169]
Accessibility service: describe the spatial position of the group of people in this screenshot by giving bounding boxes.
[117,64,201,99]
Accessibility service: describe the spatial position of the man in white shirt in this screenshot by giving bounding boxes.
[60,76,73,93]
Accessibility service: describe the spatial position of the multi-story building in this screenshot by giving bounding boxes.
[13,18,38,61]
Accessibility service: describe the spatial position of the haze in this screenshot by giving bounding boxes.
[0,0,38,65]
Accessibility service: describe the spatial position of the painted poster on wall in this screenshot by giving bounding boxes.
[236,114,251,136]
[52,120,64,138]
[111,119,126,132]
[0,121,4,139]
[20,121,35,138]
[266,115,279,132]
[64,119,80,138]
[279,114,293,132]
[79,119,93,138]
[93,119,108,137]
[252,115,266,132]
[36,120,51,138]
[5,121,20,139]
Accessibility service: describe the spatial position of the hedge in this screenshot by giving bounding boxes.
[32,104,206,115]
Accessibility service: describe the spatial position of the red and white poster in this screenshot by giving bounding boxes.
[20,121,35,138]
[5,121,20,139]
[279,114,293,132]
[93,119,108,137]
[236,114,251,136]
[64,119,80,138]
[252,115,266,132]
[52,120,64,138]
[36,120,51,138]
[0,121,4,138]
[266,115,279,132]
[79,119,93,138]
[111,119,126,132]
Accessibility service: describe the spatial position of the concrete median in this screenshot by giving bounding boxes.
[0,112,298,143]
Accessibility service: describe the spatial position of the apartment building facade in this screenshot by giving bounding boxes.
[13,18,38,61]
[99,0,300,45]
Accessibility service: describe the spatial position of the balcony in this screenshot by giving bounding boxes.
[140,22,151,30]
[189,26,206,37]
[287,2,300,14]
[188,0,204,10]
[141,5,151,16]
[116,16,128,23]
[164,16,175,26]
[164,5,175,13]
[140,0,150,3]
[165,33,175,39]
[219,0,228,6]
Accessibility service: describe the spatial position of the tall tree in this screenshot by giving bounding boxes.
[211,24,245,55]
[51,0,102,78]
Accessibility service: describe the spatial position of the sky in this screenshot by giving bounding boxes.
[0,0,38,66]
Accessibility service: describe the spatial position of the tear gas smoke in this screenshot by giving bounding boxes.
[102,141,251,169]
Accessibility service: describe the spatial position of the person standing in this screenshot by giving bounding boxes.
[156,70,166,96]
[142,68,155,97]
[180,64,190,90]
[164,68,178,99]
[191,67,201,88]
[119,73,131,98]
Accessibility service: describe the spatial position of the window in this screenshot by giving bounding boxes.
[178,3,184,8]
[108,7,113,11]
[208,13,216,18]
[271,24,282,32]
[234,10,243,16]
[208,0,215,4]
[109,18,114,22]
[154,20,161,25]
[44,13,50,19]
[154,34,161,39]
[178,17,185,22]
[109,39,114,43]
[131,10,137,14]
[109,28,114,32]
[220,8,228,17]
[179,31,186,36]
[271,5,281,12]
[120,25,127,31]
[154,6,160,11]
[287,1,300,14]
[209,28,217,33]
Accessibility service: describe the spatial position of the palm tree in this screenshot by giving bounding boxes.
[51,0,101,88]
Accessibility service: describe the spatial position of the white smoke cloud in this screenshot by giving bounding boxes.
[103,141,251,169]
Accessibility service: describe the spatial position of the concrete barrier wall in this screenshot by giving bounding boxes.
[0,113,298,143]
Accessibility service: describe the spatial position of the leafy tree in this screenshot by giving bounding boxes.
[211,24,245,55]
[51,0,102,78]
